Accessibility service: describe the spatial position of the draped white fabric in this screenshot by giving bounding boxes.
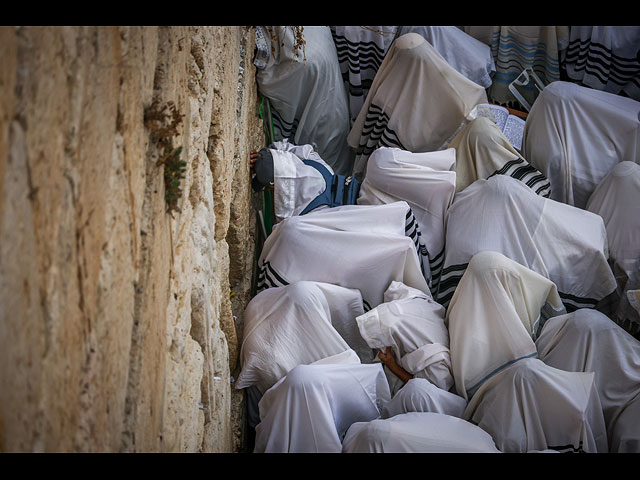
[381,378,467,419]
[464,357,608,453]
[342,412,501,453]
[357,147,456,286]
[347,32,487,181]
[446,251,564,400]
[254,361,391,453]
[439,175,617,310]
[522,81,640,208]
[356,281,453,392]
[235,281,373,394]
[397,26,495,88]
[257,201,430,308]
[255,26,354,175]
[448,116,550,196]
[536,309,640,452]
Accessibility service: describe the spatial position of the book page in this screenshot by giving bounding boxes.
[474,104,509,131]
[503,115,526,151]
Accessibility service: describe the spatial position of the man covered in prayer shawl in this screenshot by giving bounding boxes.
[463,26,569,106]
[447,251,608,453]
[447,116,551,196]
[396,26,495,89]
[535,308,640,452]
[341,412,501,453]
[357,147,456,290]
[355,281,454,396]
[256,201,431,307]
[253,357,391,453]
[522,81,640,209]
[253,26,354,175]
[250,140,360,223]
[563,26,640,101]
[330,26,399,123]
[586,161,640,337]
[438,175,617,311]
[347,32,487,182]
[234,281,375,429]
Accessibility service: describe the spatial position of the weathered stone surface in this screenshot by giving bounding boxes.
[0,25,263,452]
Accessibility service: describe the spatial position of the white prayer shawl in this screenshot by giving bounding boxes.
[535,309,640,452]
[254,26,354,175]
[463,26,569,105]
[257,201,431,308]
[235,281,374,394]
[342,412,501,453]
[439,175,617,311]
[254,361,391,453]
[381,378,467,419]
[347,32,487,182]
[330,26,399,123]
[397,26,495,88]
[586,161,640,292]
[448,116,551,196]
[522,81,640,209]
[269,139,332,222]
[357,147,456,287]
[356,281,454,393]
[445,251,565,401]
[464,357,608,453]
[564,26,640,101]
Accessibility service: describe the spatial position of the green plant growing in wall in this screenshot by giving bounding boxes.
[144,99,186,214]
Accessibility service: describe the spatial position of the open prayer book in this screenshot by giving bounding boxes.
[475,103,526,151]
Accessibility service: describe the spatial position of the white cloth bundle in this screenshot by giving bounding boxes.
[257,201,431,308]
[342,412,501,453]
[522,81,640,208]
[254,360,391,453]
[255,26,354,175]
[464,357,608,453]
[357,147,456,286]
[235,281,373,394]
[439,175,617,310]
[446,251,565,401]
[356,281,453,392]
[536,308,640,452]
[347,32,487,181]
[397,26,495,88]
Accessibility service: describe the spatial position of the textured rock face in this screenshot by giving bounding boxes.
[0,26,263,452]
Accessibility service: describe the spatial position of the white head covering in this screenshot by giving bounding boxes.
[257,201,430,308]
[357,147,456,287]
[347,32,487,181]
[396,26,495,88]
[254,361,391,453]
[522,81,640,208]
[235,281,373,394]
[448,116,550,196]
[356,281,453,392]
[536,308,640,452]
[439,175,617,310]
[464,357,608,453]
[255,26,354,175]
[446,251,564,400]
[342,412,501,453]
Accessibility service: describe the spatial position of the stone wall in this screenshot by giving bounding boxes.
[0,25,264,452]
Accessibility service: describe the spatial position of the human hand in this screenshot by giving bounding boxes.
[250,150,262,175]
[378,346,397,366]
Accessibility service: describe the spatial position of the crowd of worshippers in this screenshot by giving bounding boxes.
[236,26,640,453]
